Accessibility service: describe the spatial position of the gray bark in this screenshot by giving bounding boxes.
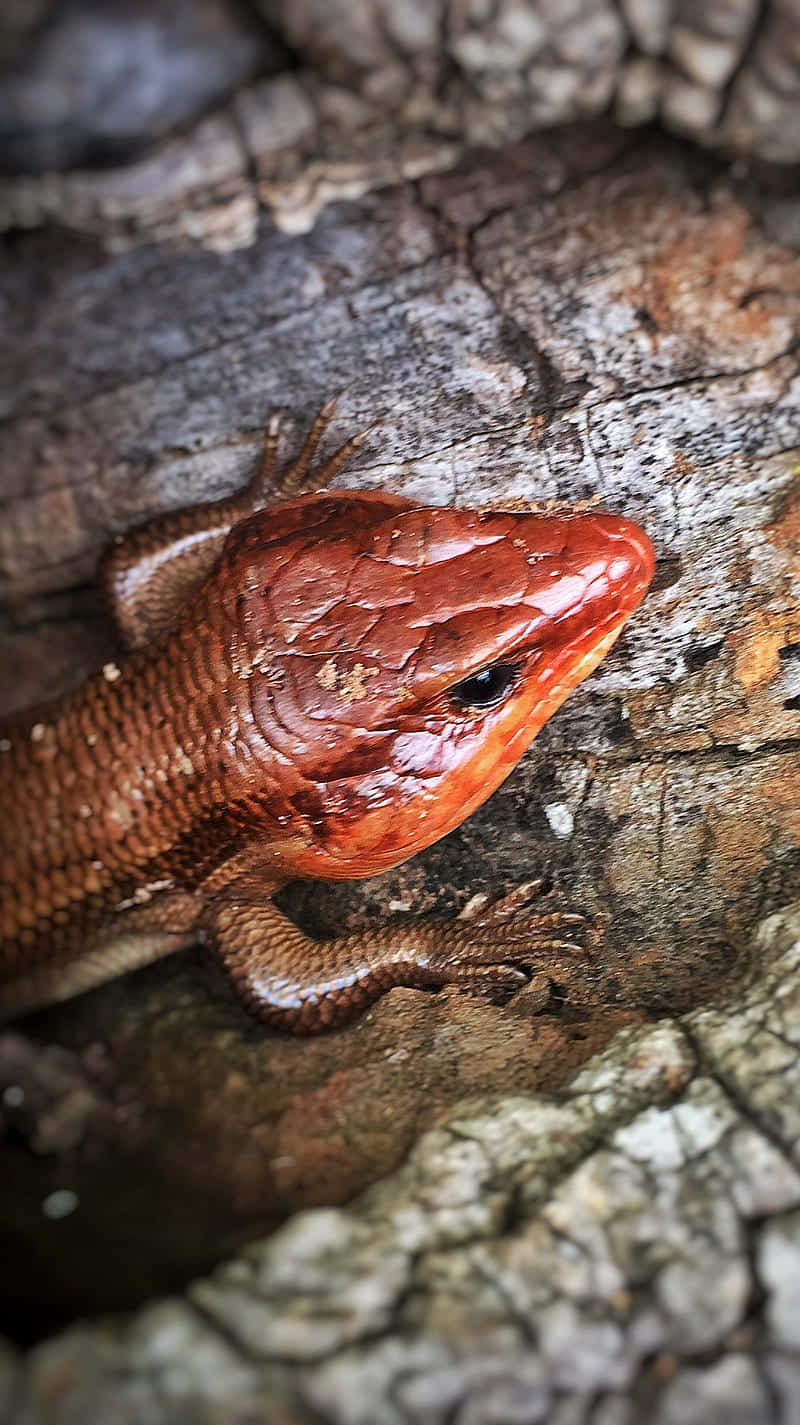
[1,1,799,248]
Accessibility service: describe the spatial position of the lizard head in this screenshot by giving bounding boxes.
[216,489,655,879]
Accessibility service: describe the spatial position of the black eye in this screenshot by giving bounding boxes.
[450,663,519,710]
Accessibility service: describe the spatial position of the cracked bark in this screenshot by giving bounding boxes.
[0,49,799,1425]
[1,1,799,249]
[9,925,800,1423]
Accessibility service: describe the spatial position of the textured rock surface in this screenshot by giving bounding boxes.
[3,909,800,1422]
[0,0,283,174]
[1,1,799,248]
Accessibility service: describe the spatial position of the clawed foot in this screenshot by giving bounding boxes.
[433,880,606,1003]
[209,877,606,1031]
[457,879,598,951]
[247,395,373,507]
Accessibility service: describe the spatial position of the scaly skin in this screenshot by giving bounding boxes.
[0,403,655,1032]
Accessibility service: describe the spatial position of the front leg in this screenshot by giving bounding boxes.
[100,398,369,649]
[204,883,588,1034]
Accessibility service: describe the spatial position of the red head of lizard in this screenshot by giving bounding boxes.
[200,488,655,882]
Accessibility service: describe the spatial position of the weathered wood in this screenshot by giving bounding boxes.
[0,109,799,1421]
[0,0,282,172]
[1,1,799,248]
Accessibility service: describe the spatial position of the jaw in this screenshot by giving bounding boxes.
[391,609,639,858]
[287,609,638,882]
[523,612,633,734]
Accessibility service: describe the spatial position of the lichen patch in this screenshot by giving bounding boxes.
[315,658,380,703]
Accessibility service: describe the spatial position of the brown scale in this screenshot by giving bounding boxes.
[0,400,655,1031]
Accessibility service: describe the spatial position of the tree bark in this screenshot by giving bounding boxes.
[1,5,799,1420]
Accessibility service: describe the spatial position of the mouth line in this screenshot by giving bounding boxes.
[538,609,632,704]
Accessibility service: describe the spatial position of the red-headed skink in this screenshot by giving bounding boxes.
[0,402,654,1031]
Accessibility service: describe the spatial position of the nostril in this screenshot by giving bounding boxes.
[589,514,656,587]
[616,519,656,586]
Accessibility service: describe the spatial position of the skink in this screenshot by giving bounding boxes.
[0,402,654,1032]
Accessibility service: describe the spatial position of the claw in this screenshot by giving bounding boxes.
[260,396,368,501]
[458,880,546,925]
[316,426,373,486]
[319,391,343,419]
[457,892,492,922]
[253,409,283,489]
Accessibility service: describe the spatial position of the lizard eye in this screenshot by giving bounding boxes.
[449,662,519,710]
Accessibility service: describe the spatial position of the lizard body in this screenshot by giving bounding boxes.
[0,404,654,1031]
